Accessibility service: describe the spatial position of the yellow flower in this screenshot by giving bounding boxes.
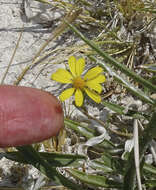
[51,56,106,107]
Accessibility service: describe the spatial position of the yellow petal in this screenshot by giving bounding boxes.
[75,89,83,107]
[59,88,75,101]
[84,88,101,103]
[84,66,103,80]
[93,74,106,83]
[51,69,73,83]
[76,58,85,76]
[68,56,77,76]
[86,80,102,93]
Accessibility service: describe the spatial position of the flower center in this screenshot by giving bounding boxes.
[73,77,85,89]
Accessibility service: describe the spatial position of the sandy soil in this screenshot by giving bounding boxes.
[0,0,64,90]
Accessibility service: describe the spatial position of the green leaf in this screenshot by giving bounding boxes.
[16,145,84,190]
[90,153,124,174]
[92,57,155,105]
[65,118,95,134]
[65,118,115,149]
[41,152,86,167]
[1,151,86,167]
[145,112,156,138]
[140,64,156,73]
[64,118,94,139]
[0,151,29,164]
[102,100,125,114]
[91,160,114,173]
[66,22,156,93]
[145,180,156,188]
[143,163,156,175]
[67,169,123,188]
[102,100,150,119]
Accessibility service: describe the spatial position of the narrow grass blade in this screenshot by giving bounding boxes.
[92,57,155,105]
[140,64,156,73]
[90,153,124,174]
[67,169,123,188]
[1,151,86,167]
[14,9,82,85]
[64,118,115,149]
[66,22,156,93]
[1,26,23,84]
[65,118,95,134]
[102,100,125,114]
[42,152,86,167]
[64,118,94,139]
[143,163,156,175]
[16,145,84,190]
[145,180,156,188]
[102,100,150,119]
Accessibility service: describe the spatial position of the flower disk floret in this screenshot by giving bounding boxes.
[51,56,106,107]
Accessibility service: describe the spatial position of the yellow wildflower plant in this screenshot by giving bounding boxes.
[51,56,106,107]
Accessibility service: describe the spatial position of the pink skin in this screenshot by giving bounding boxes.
[0,85,64,148]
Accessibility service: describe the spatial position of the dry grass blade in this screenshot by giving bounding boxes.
[1,25,24,85]
[134,119,142,190]
[14,8,82,85]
